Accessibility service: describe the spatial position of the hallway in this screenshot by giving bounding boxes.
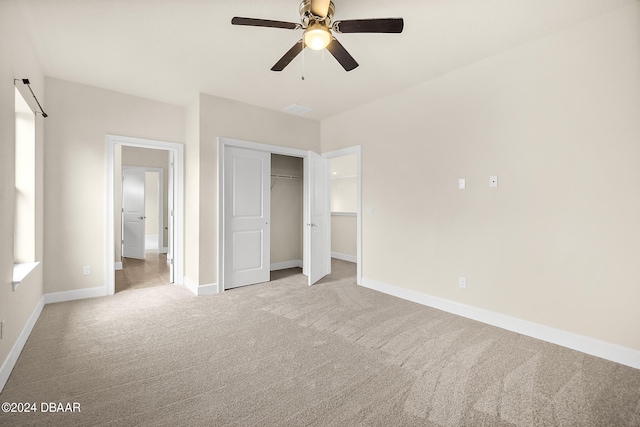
[115,252,170,293]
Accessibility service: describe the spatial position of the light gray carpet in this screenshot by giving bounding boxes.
[1,260,639,426]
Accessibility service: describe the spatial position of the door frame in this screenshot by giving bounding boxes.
[322,146,362,285]
[106,135,185,295]
[218,137,311,292]
[121,166,165,255]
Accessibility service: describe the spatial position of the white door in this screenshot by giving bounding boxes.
[122,167,146,259]
[224,147,271,289]
[167,152,175,283]
[307,151,331,285]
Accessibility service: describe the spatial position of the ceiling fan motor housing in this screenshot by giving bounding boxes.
[299,0,335,27]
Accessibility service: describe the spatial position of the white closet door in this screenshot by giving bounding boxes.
[122,167,146,259]
[224,146,271,289]
[307,151,331,285]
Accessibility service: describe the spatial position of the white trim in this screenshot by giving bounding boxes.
[160,246,168,254]
[183,277,219,296]
[0,296,44,392]
[12,262,40,291]
[331,212,356,217]
[44,287,107,304]
[183,277,199,295]
[323,146,362,286]
[271,260,303,271]
[361,277,640,370]
[106,135,185,297]
[197,283,219,296]
[218,137,309,158]
[331,252,357,263]
[115,262,123,270]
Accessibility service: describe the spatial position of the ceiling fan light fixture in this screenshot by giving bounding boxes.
[304,23,331,50]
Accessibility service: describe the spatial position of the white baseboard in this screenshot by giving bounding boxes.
[0,296,45,392]
[115,262,123,270]
[197,283,218,296]
[361,277,640,370]
[44,286,107,304]
[270,260,303,271]
[183,277,198,295]
[183,277,219,296]
[331,252,357,263]
[160,247,168,254]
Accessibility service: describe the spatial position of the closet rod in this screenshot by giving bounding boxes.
[270,174,301,179]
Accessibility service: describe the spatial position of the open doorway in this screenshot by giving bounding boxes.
[106,135,184,296]
[323,146,362,285]
[118,161,168,292]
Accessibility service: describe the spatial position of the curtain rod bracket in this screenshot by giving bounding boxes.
[14,78,48,118]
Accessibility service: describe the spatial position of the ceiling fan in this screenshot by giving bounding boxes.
[231,0,404,72]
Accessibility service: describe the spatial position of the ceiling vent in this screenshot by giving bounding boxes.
[284,103,312,115]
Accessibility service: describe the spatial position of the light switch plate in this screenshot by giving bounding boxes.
[458,179,466,190]
[489,176,498,188]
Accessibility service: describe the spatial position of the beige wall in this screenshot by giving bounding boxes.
[331,215,357,259]
[193,94,321,286]
[184,97,200,286]
[331,177,357,213]
[44,78,185,293]
[330,155,357,258]
[0,0,45,381]
[271,155,303,265]
[321,4,640,350]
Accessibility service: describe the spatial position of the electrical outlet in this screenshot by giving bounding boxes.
[489,176,498,188]
[458,178,466,190]
[83,265,91,276]
[459,277,467,289]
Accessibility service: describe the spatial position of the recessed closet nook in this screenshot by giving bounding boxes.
[270,154,304,271]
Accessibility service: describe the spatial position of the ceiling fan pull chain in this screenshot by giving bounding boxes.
[301,44,306,80]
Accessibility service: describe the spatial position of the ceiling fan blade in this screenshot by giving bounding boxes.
[271,39,306,71]
[231,17,300,30]
[310,0,331,18]
[333,18,404,34]
[326,37,359,72]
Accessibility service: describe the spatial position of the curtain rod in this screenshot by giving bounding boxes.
[14,78,48,118]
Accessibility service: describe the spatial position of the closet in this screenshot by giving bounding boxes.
[270,154,304,271]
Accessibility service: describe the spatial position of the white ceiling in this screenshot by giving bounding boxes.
[17,0,634,121]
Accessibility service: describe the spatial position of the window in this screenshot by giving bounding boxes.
[13,86,37,289]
